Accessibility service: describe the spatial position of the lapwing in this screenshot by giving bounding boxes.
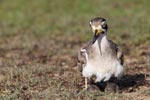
[77,17,124,91]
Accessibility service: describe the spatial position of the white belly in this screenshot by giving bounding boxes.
[82,57,124,82]
[82,37,124,82]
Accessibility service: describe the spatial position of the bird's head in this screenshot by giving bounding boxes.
[90,17,108,44]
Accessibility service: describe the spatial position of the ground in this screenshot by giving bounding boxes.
[0,0,150,100]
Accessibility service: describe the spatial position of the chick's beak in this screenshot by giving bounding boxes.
[92,29,103,44]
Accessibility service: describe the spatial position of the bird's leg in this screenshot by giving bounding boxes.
[84,77,100,91]
[84,78,88,90]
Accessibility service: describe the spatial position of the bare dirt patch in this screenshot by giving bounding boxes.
[0,34,150,100]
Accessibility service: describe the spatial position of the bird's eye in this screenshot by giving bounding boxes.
[101,21,107,29]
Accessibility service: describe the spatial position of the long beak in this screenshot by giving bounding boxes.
[92,29,103,55]
[98,38,102,56]
[92,33,98,44]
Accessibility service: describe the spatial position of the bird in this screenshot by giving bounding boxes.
[77,17,124,91]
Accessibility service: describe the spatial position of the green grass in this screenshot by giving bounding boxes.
[0,0,149,43]
[0,0,149,100]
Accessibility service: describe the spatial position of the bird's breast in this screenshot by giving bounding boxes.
[88,37,117,68]
[92,37,110,56]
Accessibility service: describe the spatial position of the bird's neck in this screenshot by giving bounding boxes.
[93,34,109,53]
[98,35,109,47]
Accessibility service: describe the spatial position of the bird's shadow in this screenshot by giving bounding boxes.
[118,74,146,90]
[93,74,147,92]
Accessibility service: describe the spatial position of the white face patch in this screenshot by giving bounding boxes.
[91,25,102,30]
[91,25,106,32]
[101,21,107,30]
[90,21,107,33]
[101,21,106,26]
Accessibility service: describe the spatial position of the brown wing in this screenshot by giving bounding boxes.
[109,40,124,65]
[77,50,86,72]
[77,40,93,72]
